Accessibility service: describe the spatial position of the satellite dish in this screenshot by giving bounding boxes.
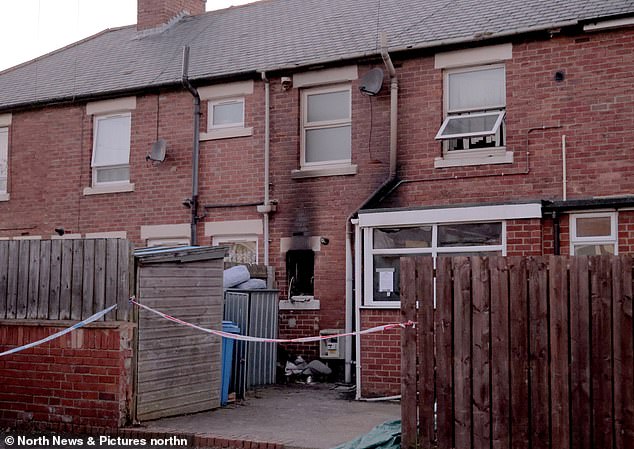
[359,68,384,96]
[147,139,167,162]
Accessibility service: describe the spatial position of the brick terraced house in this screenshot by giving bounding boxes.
[1,0,634,399]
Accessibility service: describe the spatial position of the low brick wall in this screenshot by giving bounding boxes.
[360,309,401,398]
[0,321,134,432]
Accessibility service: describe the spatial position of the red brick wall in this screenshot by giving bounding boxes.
[278,311,320,360]
[506,219,543,256]
[383,29,634,209]
[0,323,134,432]
[2,26,634,399]
[619,211,634,254]
[359,309,401,398]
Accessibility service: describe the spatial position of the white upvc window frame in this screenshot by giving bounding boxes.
[569,212,618,256]
[91,111,132,188]
[208,97,245,130]
[435,63,511,167]
[364,221,506,308]
[300,83,352,169]
[212,234,259,264]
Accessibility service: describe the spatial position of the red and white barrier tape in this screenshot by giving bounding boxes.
[129,297,415,343]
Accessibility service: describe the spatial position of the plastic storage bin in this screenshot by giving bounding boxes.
[221,321,241,406]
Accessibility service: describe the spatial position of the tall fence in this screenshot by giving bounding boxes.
[0,239,133,321]
[400,255,634,449]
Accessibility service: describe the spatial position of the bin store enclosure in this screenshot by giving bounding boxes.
[134,246,225,421]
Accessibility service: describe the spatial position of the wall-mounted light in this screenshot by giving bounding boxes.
[54,228,65,236]
[320,237,329,246]
[281,77,292,91]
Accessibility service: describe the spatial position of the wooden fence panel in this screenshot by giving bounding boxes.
[0,238,133,322]
[416,257,435,448]
[549,256,570,449]
[471,257,491,449]
[16,240,29,319]
[26,240,40,319]
[37,240,51,319]
[435,257,453,449]
[48,240,62,319]
[82,239,95,320]
[0,241,8,319]
[59,240,73,320]
[591,257,613,449]
[453,257,472,449]
[528,257,549,449]
[509,257,529,449]
[612,256,634,448]
[6,241,19,318]
[402,255,634,449]
[490,257,510,449]
[569,256,591,449]
[400,257,417,449]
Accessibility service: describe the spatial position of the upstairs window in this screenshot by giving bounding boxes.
[301,84,351,167]
[208,98,244,130]
[92,113,131,186]
[0,127,7,195]
[570,212,618,255]
[436,64,506,154]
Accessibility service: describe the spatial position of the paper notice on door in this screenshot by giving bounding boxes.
[377,268,394,296]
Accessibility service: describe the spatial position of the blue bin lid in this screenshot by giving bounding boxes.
[222,321,241,334]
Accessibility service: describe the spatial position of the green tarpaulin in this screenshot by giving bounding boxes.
[331,420,401,449]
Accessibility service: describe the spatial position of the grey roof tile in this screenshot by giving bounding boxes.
[0,0,633,109]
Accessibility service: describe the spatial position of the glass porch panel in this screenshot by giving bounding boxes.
[373,226,432,249]
[372,254,432,303]
[438,222,502,247]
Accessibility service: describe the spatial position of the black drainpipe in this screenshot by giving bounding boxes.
[182,46,201,245]
[552,211,561,255]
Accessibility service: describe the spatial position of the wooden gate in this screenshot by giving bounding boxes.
[400,256,634,449]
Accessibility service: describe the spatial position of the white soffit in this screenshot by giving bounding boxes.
[358,203,542,228]
[435,43,512,69]
[584,17,634,32]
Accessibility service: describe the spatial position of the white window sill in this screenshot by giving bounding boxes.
[0,193,9,202]
[434,150,513,168]
[279,298,321,311]
[291,164,358,179]
[200,127,253,141]
[360,303,401,309]
[83,182,135,196]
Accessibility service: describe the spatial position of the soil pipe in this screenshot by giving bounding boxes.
[346,33,398,389]
[182,46,201,245]
[259,71,271,266]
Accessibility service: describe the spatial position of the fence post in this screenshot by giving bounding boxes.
[400,257,417,449]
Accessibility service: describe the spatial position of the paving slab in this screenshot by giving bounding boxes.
[140,384,401,449]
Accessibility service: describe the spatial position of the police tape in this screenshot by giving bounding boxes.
[129,297,415,343]
[0,304,118,357]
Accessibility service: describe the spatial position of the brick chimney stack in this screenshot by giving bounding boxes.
[137,0,207,31]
